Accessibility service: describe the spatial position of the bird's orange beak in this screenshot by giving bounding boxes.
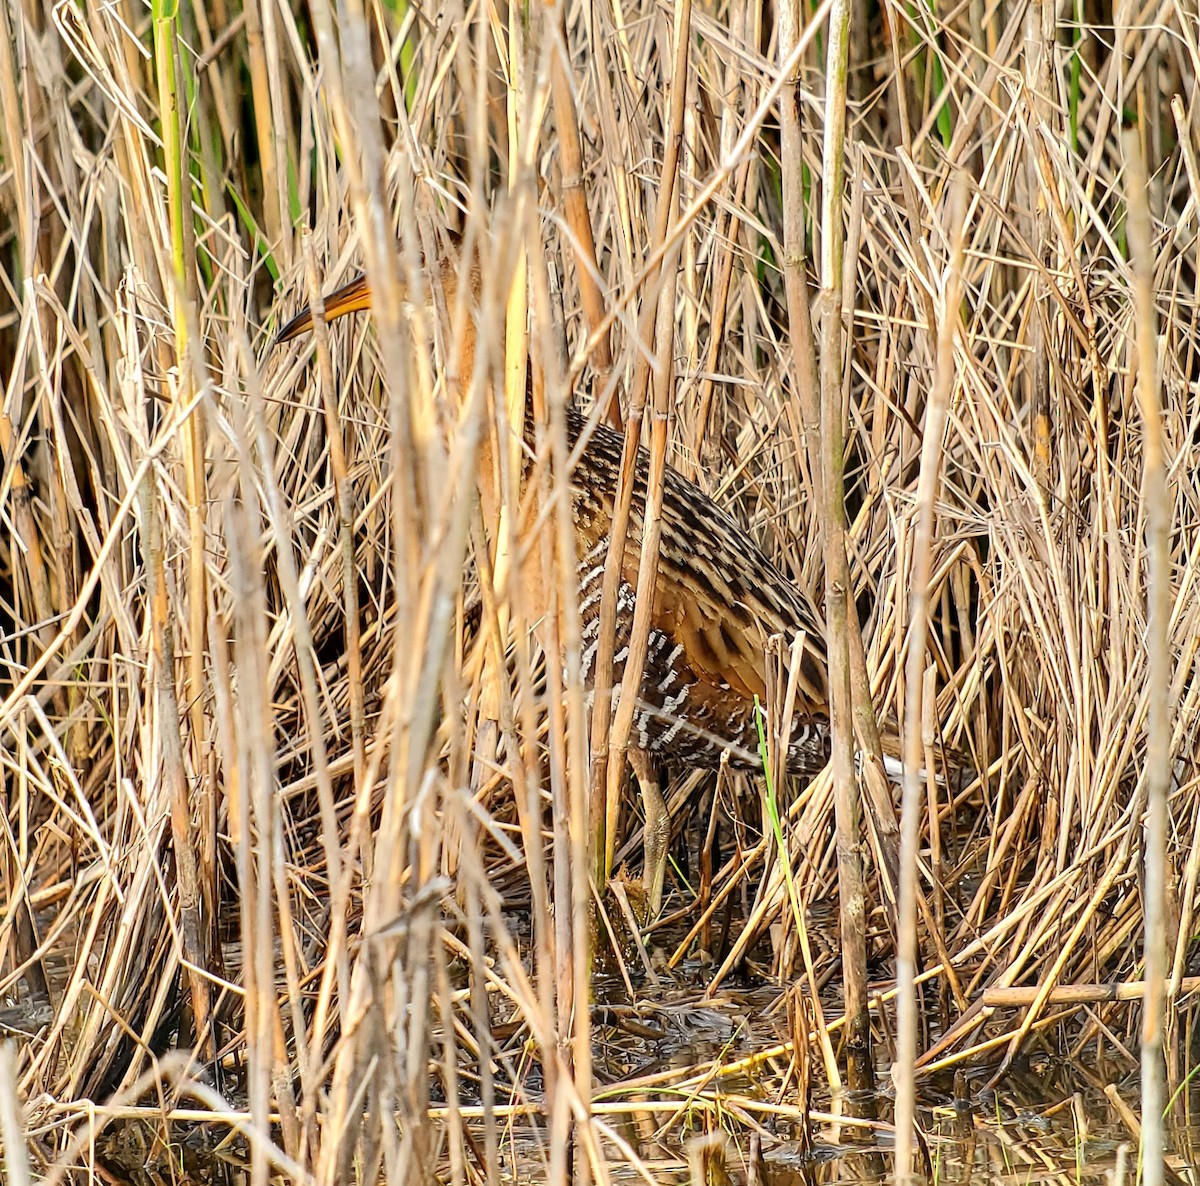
[274,272,374,345]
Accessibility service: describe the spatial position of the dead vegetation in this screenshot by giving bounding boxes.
[0,0,1198,1181]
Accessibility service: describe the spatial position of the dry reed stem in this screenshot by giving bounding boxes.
[1126,120,1169,1186]
[817,0,874,1098]
[894,175,966,1178]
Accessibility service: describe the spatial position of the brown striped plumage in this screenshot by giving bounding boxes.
[276,257,832,911]
[564,406,829,773]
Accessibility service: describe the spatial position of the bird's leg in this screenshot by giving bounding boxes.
[630,747,669,917]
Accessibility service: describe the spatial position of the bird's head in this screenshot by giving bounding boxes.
[272,257,485,394]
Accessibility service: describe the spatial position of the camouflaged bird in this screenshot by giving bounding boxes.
[276,253,831,913]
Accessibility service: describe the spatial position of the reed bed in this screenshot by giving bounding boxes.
[0,0,1197,1181]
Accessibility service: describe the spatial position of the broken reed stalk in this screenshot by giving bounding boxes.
[982,977,1200,1006]
[1124,123,1168,1186]
[0,1044,32,1186]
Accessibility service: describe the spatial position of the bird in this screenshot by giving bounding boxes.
[275,252,832,915]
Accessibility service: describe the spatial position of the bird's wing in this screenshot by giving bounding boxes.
[627,474,829,716]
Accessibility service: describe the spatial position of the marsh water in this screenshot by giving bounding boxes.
[12,963,1192,1185]
[82,1064,1186,1184]
[4,902,1191,1183]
